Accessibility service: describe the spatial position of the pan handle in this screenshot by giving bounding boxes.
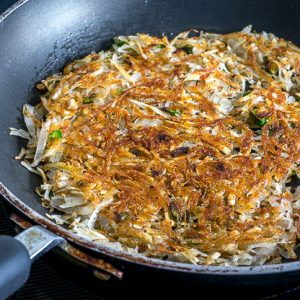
[0,236,30,300]
[0,226,64,299]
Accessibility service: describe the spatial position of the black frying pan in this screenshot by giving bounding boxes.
[1,0,300,298]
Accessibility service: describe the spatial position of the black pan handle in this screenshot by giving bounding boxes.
[0,236,31,300]
[0,226,64,299]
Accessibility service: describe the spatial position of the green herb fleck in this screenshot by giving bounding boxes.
[294,95,300,101]
[242,90,252,97]
[115,211,129,222]
[116,87,125,95]
[115,39,128,47]
[268,125,275,136]
[264,58,278,75]
[127,47,139,55]
[248,111,269,128]
[83,97,94,104]
[168,109,181,116]
[181,46,193,54]
[257,118,268,127]
[49,129,62,140]
[156,44,166,49]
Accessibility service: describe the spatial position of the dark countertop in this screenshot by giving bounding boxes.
[0,0,14,13]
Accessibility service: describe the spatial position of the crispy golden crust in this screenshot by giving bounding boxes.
[16,28,300,265]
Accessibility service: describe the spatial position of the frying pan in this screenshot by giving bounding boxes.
[1,0,300,298]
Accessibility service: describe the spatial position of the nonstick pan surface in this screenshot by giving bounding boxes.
[1,0,300,278]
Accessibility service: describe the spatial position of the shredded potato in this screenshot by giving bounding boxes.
[11,26,300,265]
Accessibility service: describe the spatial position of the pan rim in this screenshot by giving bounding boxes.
[0,0,29,23]
[1,0,300,275]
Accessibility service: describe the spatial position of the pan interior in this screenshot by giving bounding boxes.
[1,0,300,270]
